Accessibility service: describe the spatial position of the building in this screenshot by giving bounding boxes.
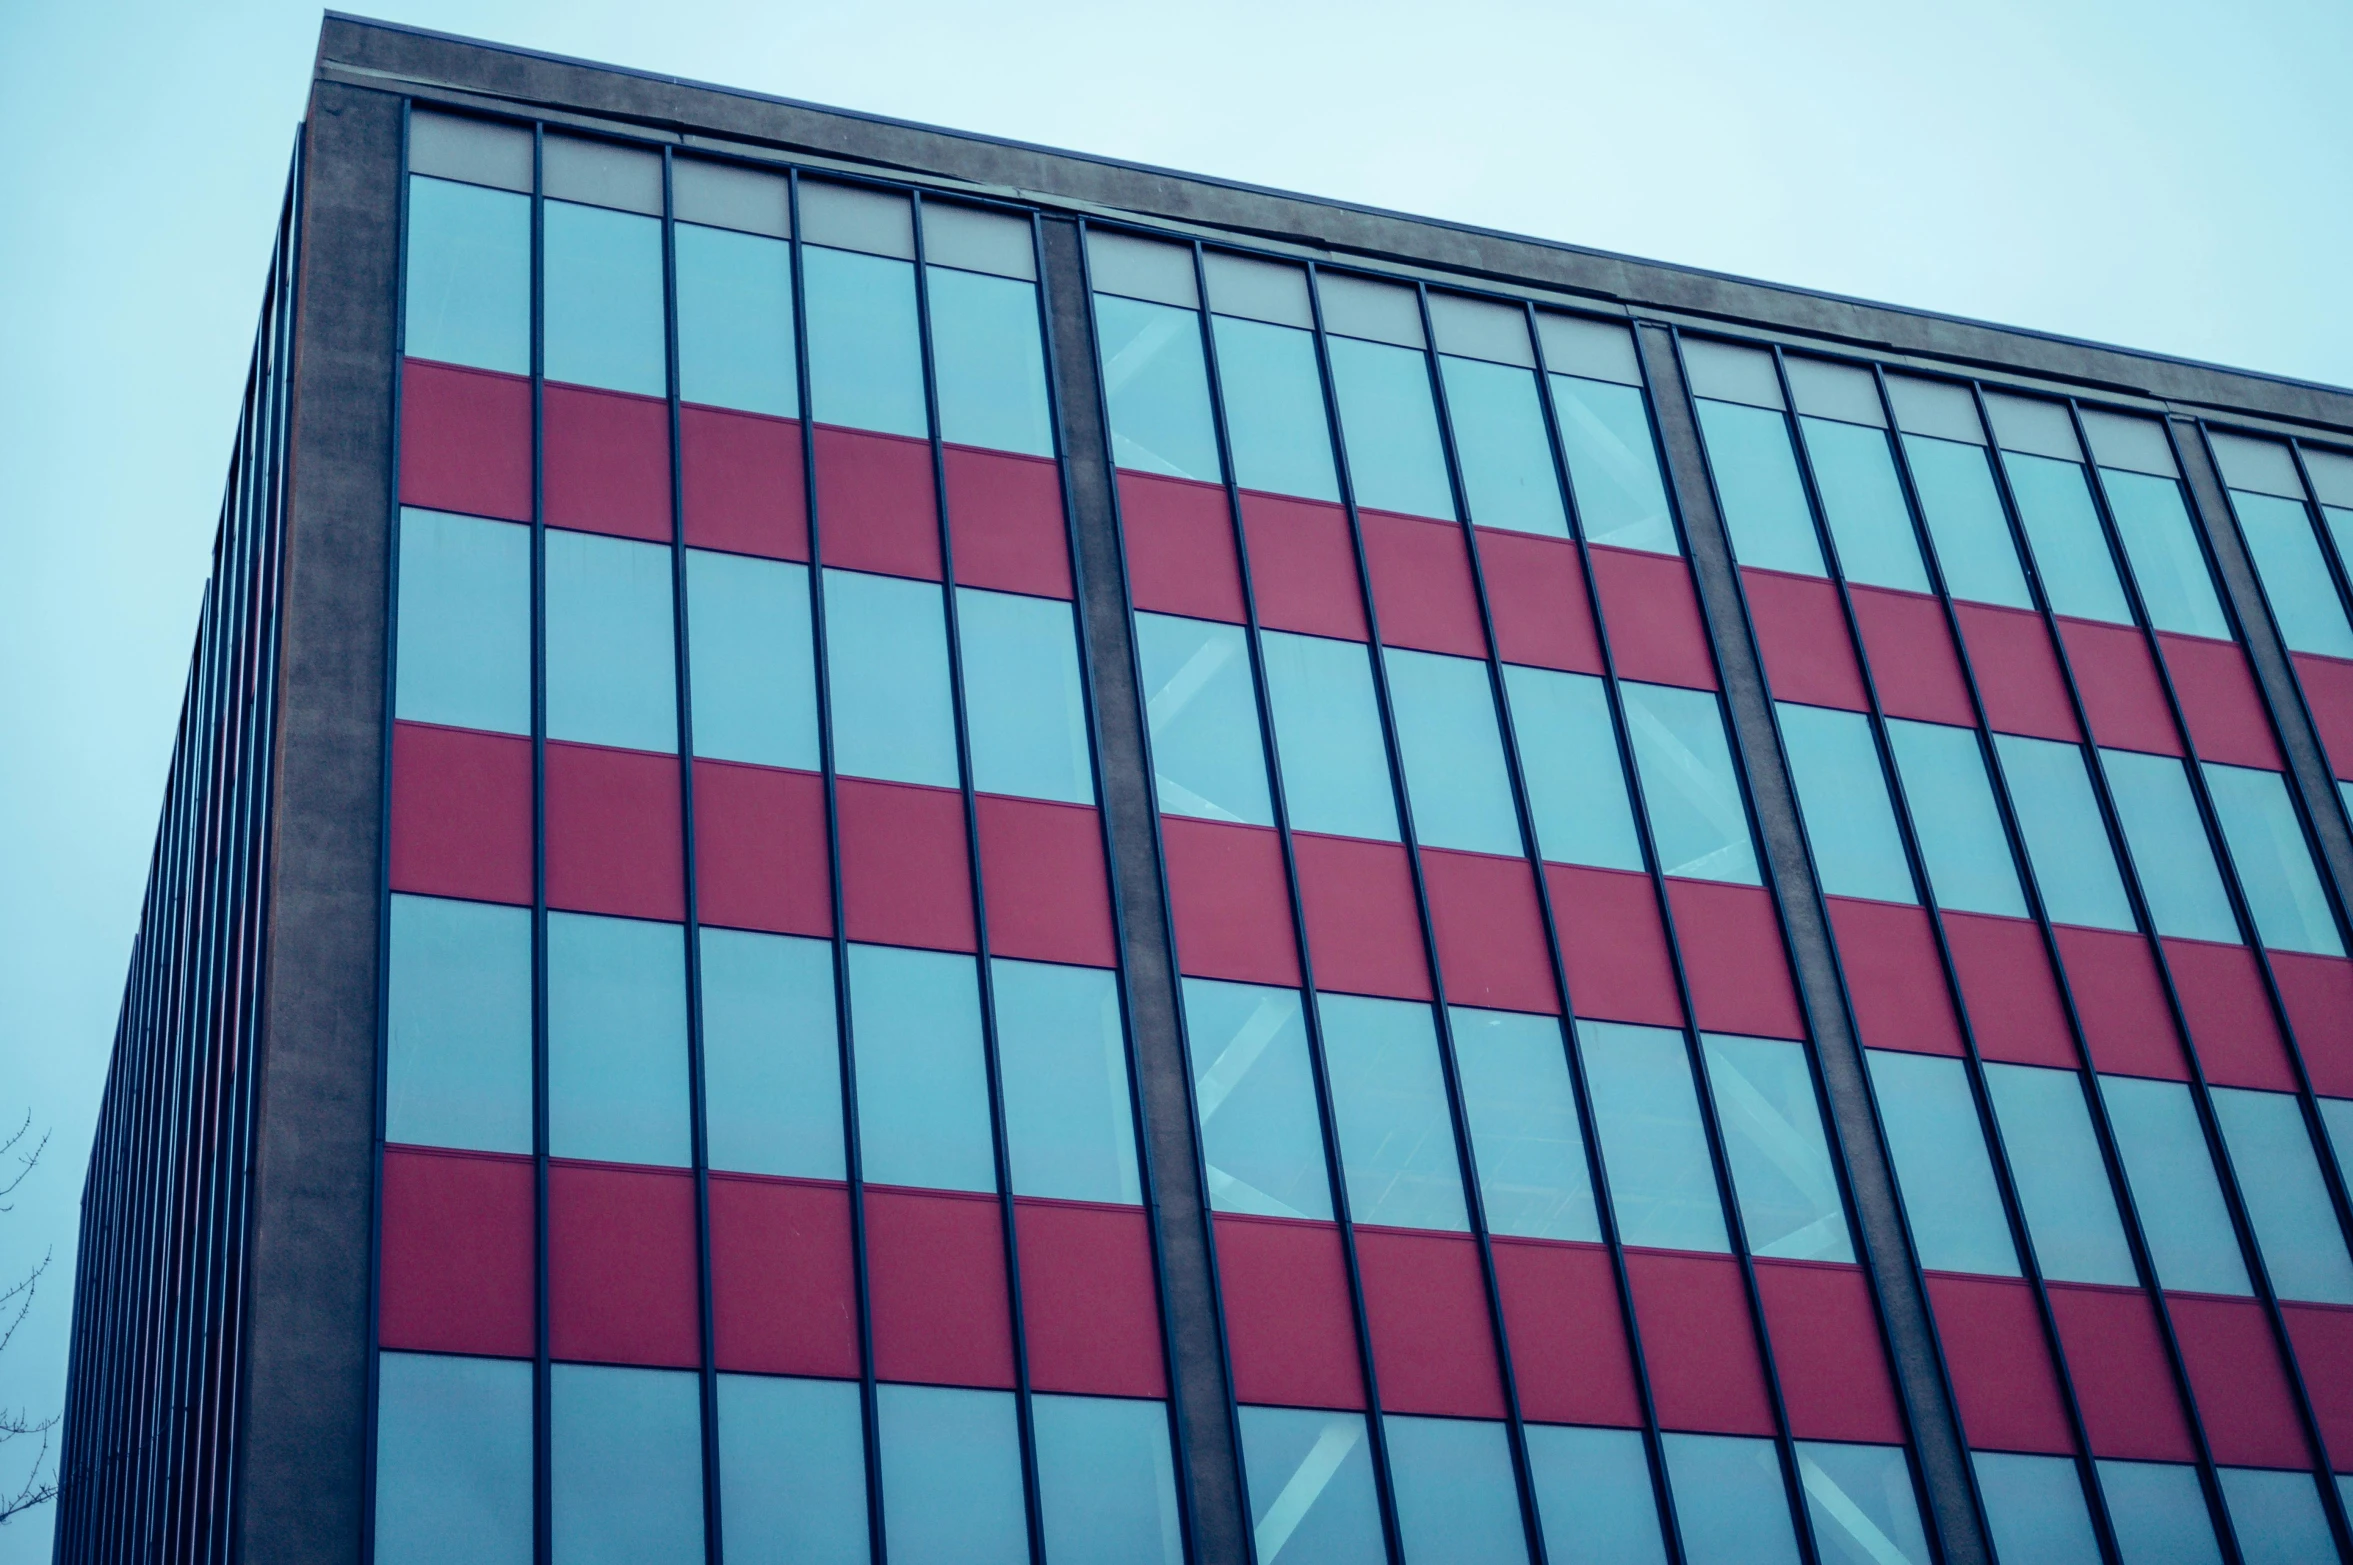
[51,13,2353,1564]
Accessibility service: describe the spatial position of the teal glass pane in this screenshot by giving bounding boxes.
[686,549,819,770]
[546,912,691,1167]
[929,265,1054,457]
[994,958,1141,1204]
[1799,416,1930,592]
[1981,1063,2134,1286]
[1262,630,1399,842]
[550,1364,706,1565]
[1552,374,1677,554]
[543,200,666,397]
[822,569,958,788]
[1328,335,1455,520]
[1663,1434,1802,1565]
[376,1352,534,1565]
[1702,1032,1853,1262]
[1135,612,1274,826]
[1696,398,1825,576]
[1795,1442,1932,1565]
[397,508,530,736]
[2211,1087,2353,1305]
[1992,734,2135,932]
[698,928,842,1179]
[2093,1460,2222,1565]
[1384,647,1522,856]
[2099,747,2238,943]
[1182,978,1332,1220]
[2217,1467,2336,1565]
[804,245,927,438]
[676,222,797,418]
[2234,490,2353,657]
[2101,469,2228,640]
[1032,1394,1184,1565]
[1442,354,1567,537]
[847,943,994,1192]
[716,1374,867,1565]
[957,586,1094,805]
[1901,435,2032,609]
[2100,1074,2251,1296]
[1502,665,1643,871]
[876,1385,1027,1565]
[1384,1415,1530,1565]
[1884,719,2025,917]
[1214,315,1339,502]
[1318,992,1469,1231]
[388,894,533,1153]
[1580,1020,1729,1253]
[2202,762,2344,955]
[1971,1451,2099,1565]
[1866,1049,2018,1276]
[545,530,678,753]
[1094,294,1222,483]
[1778,702,1916,904]
[1525,1423,1666,1565]
[1621,681,1759,884]
[2002,452,2131,624]
[1239,1406,1384,1565]
[1451,1006,1600,1243]
[405,175,529,376]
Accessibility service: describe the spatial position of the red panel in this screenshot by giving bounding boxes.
[1475,529,1603,674]
[1755,1259,1904,1444]
[1626,1250,1774,1435]
[867,1188,1015,1389]
[2163,938,2294,1090]
[1241,492,1367,641]
[1016,1199,1165,1399]
[1214,1214,1365,1409]
[1490,1238,1641,1427]
[1742,567,1867,711]
[400,360,531,522]
[2282,1304,2353,1465]
[2053,927,2188,1080]
[1955,603,2079,741]
[1851,586,1974,725]
[544,741,685,922]
[2168,1293,2311,1468]
[1941,912,2076,1068]
[835,778,975,953]
[1828,897,1964,1056]
[1360,509,1485,657]
[390,722,532,905]
[693,761,831,937]
[2274,953,2353,1097]
[1422,849,1559,1014]
[1591,545,1717,690]
[708,1174,859,1378]
[2045,1284,2195,1461]
[379,1147,534,1358]
[2295,653,2353,780]
[1925,1273,2073,1454]
[945,445,1071,599]
[1292,833,1430,1001]
[977,796,1116,968]
[544,383,672,542]
[2160,634,2282,770]
[1159,818,1299,986]
[548,1161,701,1368]
[1666,879,1805,1039]
[2058,619,2182,755]
[1547,864,1682,1027]
[813,425,940,580]
[681,405,807,561]
[1356,1227,1506,1418]
[1117,472,1244,623]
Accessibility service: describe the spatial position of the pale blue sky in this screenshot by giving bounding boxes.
[2,0,2348,1550]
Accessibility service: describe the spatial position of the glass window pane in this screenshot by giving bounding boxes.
[823,569,958,788]
[958,587,1093,804]
[2234,491,2353,657]
[1328,336,1455,521]
[2094,1460,2223,1565]
[375,1351,533,1565]
[1866,1049,2018,1275]
[388,894,533,1153]
[1214,315,1340,503]
[1696,398,1826,576]
[2002,453,2132,624]
[2102,470,2228,640]
[700,928,843,1179]
[398,509,530,734]
[995,958,1141,1204]
[1992,735,2135,932]
[687,549,819,770]
[717,1374,867,1565]
[1261,630,1399,841]
[1971,1450,2100,1565]
[805,245,927,439]
[547,912,691,1166]
[1384,1415,1530,1565]
[1442,355,1567,538]
[1580,1020,1729,1252]
[1503,665,1644,871]
[1452,1007,1600,1243]
[1384,648,1522,856]
[1033,1394,1183,1565]
[1902,435,2032,609]
[2212,1086,2353,1305]
[1662,1433,1802,1565]
[2100,1074,2251,1295]
[1778,702,1916,904]
[1238,1405,1385,1565]
[2202,762,2344,956]
[929,265,1053,457]
[848,944,994,1193]
[1796,1442,1931,1565]
[550,1364,706,1565]
[876,1383,1027,1565]
[1318,994,1469,1231]
[1095,295,1222,483]
[2217,1466,2336,1565]
[1621,682,1760,884]
[546,531,678,752]
[1981,1063,2135,1286]
[1799,417,1930,592]
[1702,1033,1853,1262]
[406,175,530,376]
[1553,375,1676,554]
[2322,1097,2353,1185]
[1136,612,1274,827]
[1182,979,1333,1221]
[1884,719,2026,917]
[676,223,797,418]
[1524,1423,1666,1565]
[543,200,666,397]
[2100,749,2239,943]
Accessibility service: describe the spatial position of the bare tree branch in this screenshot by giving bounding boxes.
[0,1113,56,1526]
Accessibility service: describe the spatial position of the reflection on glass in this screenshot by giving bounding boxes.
[1620,682,1759,884]
[376,1351,534,1565]
[1702,1033,1853,1261]
[1778,702,1916,904]
[1094,295,1222,483]
[686,549,819,770]
[847,944,994,1192]
[1238,1406,1384,1565]
[547,912,690,1167]
[2211,1087,2353,1305]
[1261,630,1399,842]
[876,1384,1027,1565]
[2093,1460,2221,1565]
[1503,665,1644,870]
[698,929,842,1179]
[1318,993,1469,1231]
[1384,1415,1530,1565]
[1981,1063,2134,1286]
[1866,1049,2018,1276]
[804,246,927,439]
[1884,719,2025,917]
[957,587,1094,805]
[1214,315,1339,502]
[2100,1074,2251,1296]
[1799,417,1930,592]
[398,509,530,735]
[543,200,667,397]
[545,531,678,753]
[1971,1451,2100,1565]
[1525,1423,1666,1565]
[405,175,530,375]
[1135,613,1274,826]
[1443,355,1567,537]
[1452,1007,1600,1242]
[2201,762,2344,956]
[1328,336,1456,521]
[676,223,797,418]
[2233,490,2353,657]
[389,895,534,1153]
[1580,1021,1728,1252]
[1384,647,1522,856]
[929,265,1053,456]
[1696,399,1825,576]
[1032,1394,1184,1565]
[1552,375,1677,554]
[1992,735,2135,932]
[1663,1433,1802,1565]
[716,1374,867,1565]
[2101,470,2228,640]
[994,958,1141,1204]
[2002,452,2132,624]
[1795,1442,1932,1565]
[1182,979,1332,1220]
[550,1364,706,1565]
[822,569,958,788]
[1901,435,2032,609]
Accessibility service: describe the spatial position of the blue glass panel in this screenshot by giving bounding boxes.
[1318,993,1469,1231]
[848,944,994,1192]
[405,175,529,376]
[1702,1033,1853,1262]
[1579,1020,1729,1252]
[1901,435,2032,609]
[2102,470,2228,640]
[1451,1007,1600,1243]
[545,530,678,752]
[1384,647,1522,856]
[547,912,691,1166]
[1553,375,1677,554]
[2202,762,2344,956]
[2217,1466,2336,1565]
[1981,1063,2134,1286]
[929,265,1053,457]
[1524,1423,1666,1565]
[822,569,958,788]
[2322,1097,2353,1186]
[1620,682,1760,884]
[1182,979,1332,1220]
[1033,1395,1184,1565]
[1971,1451,2100,1565]
[1328,335,1455,521]
[1442,355,1567,537]
[1799,417,1930,592]
[716,1374,867,1565]
[1501,665,1642,870]
[375,1351,533,1565]
[2002,452,2132,624]
[957,587,1093,804]
[1135,612,1274,827]
[398,509,530,734]
[1094,294,1222,483]
[1662,1433,1802,1565]
[676,223,797,418]
[2094,1460,2223,1565]
[1696,398,1825,576]
[876,1384,1027,1565]
[1261,630,1399,842]
[388,894,533,1153]
[1865,1049,2018,1276]
[2234,490,2353,657]
[699,928,843,1179]
[2100,1074,2251,1295]
[1797,1442,1932,1565]
[1214,315,1340,503]
[804,245,927,439]
[2212,1087,2353,1305]
[994,958,1141,1204]
[543,200,666,397]
[1992,735,2135,932]
[550,1364,705,1565]
[687,549,819,770]
[1884,719,2026,918]
[2099,748,2239,942]
[1384,1415,1530,1564]
[1238,1405,1385,1565]
[1777,702,1916,904]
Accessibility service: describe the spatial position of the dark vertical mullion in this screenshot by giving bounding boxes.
[907,192,1049,1565]
[2273,435,2353,858]
[528,120,554,1565]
